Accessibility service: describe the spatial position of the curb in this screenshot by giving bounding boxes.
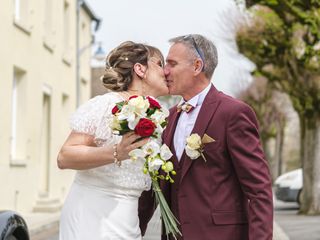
[273,221,290,240]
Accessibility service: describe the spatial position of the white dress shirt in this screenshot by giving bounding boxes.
[174,83,212,161]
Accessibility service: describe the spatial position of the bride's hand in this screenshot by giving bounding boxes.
[116,132,149,161]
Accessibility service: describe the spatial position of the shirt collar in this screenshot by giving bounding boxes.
[178,83,212,108]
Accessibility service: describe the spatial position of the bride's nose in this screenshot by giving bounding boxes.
[164,65,170,76]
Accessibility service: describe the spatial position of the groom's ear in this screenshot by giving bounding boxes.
[193,59,204,76]
[133,63,147,79]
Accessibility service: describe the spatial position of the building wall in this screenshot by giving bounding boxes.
[79,6,93,103]
[0,0,94,213]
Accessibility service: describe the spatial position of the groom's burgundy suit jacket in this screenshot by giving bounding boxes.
[139,86,273,240]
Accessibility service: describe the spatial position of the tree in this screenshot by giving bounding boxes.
[236,0,320,214]
[238,77,287,181]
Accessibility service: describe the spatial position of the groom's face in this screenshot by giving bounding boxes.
[164,43,196,97]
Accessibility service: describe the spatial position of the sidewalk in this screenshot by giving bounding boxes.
[275,200,320,240]
[23,212,60,239]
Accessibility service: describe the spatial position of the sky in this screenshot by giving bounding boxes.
[85,0,254,96]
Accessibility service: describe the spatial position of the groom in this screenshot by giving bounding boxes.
[139,34,273,240]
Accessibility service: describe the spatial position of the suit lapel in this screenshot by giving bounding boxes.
[163,108,181,166]
[180,86,221,183]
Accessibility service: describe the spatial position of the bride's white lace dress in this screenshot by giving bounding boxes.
[59,92,151,240]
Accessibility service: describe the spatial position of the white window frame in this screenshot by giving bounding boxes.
[11,74,18,159]
[10,67,27,166]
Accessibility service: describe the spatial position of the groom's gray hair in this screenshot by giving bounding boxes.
[169,34,218,80]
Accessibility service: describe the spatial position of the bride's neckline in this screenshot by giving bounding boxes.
[116,91,140,101]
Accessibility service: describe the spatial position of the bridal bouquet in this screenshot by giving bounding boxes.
[111,95,181,239]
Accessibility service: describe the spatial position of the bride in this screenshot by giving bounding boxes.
[57,41,168,240]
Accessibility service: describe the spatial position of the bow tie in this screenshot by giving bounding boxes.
[177,102,194,113]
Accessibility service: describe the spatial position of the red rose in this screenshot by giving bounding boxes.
[134,118,156,137]
[112,105,119,115]
[147,96,161,109]
[129,95,138,100]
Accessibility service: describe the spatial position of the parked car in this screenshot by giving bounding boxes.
[0,210,29,240]
[274,168,302,203]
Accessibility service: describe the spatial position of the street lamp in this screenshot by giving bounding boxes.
[93,42,106,62]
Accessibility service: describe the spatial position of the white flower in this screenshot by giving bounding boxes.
[160,144,173,161]
[116,104,142,130]
[142,140,160,157]
[128,96,150,116]
[153,123,164,137]
[185,145,201,159]
[117,105,136,122]
[148,158,164,172]
[128,116,141,130]
[186,134,202,150]
[185,133,207,162]
[129,149,146,161]
[162,107,169,117]
[150,109,167,124]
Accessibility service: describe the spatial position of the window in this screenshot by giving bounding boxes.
[81,21,89,48]
[62,0,71,64]
[11,67,27,163]
[63,1,70,54]
[43,0,55,51]
[80,78,88,105]
[61,93,71,132]
[39,86,52,192]
[14,0,31,33]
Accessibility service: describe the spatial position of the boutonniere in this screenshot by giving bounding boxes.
[185,133,215,162]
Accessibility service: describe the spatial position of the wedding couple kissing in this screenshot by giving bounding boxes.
[57,34,273,240]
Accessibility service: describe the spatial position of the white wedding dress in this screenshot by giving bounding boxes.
[59,92,152,240]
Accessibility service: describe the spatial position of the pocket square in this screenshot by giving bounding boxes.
[202,134,215,144]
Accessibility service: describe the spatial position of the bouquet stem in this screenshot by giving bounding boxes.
[151,179,182,240]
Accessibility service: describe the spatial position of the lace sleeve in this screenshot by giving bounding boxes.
[94,93,123,145]
[69,94,113,136]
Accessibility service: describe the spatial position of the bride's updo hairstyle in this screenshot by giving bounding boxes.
[101,41,163,92]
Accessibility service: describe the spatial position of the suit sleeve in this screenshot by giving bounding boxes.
[138,189,156,236]
[226,103,273,240]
